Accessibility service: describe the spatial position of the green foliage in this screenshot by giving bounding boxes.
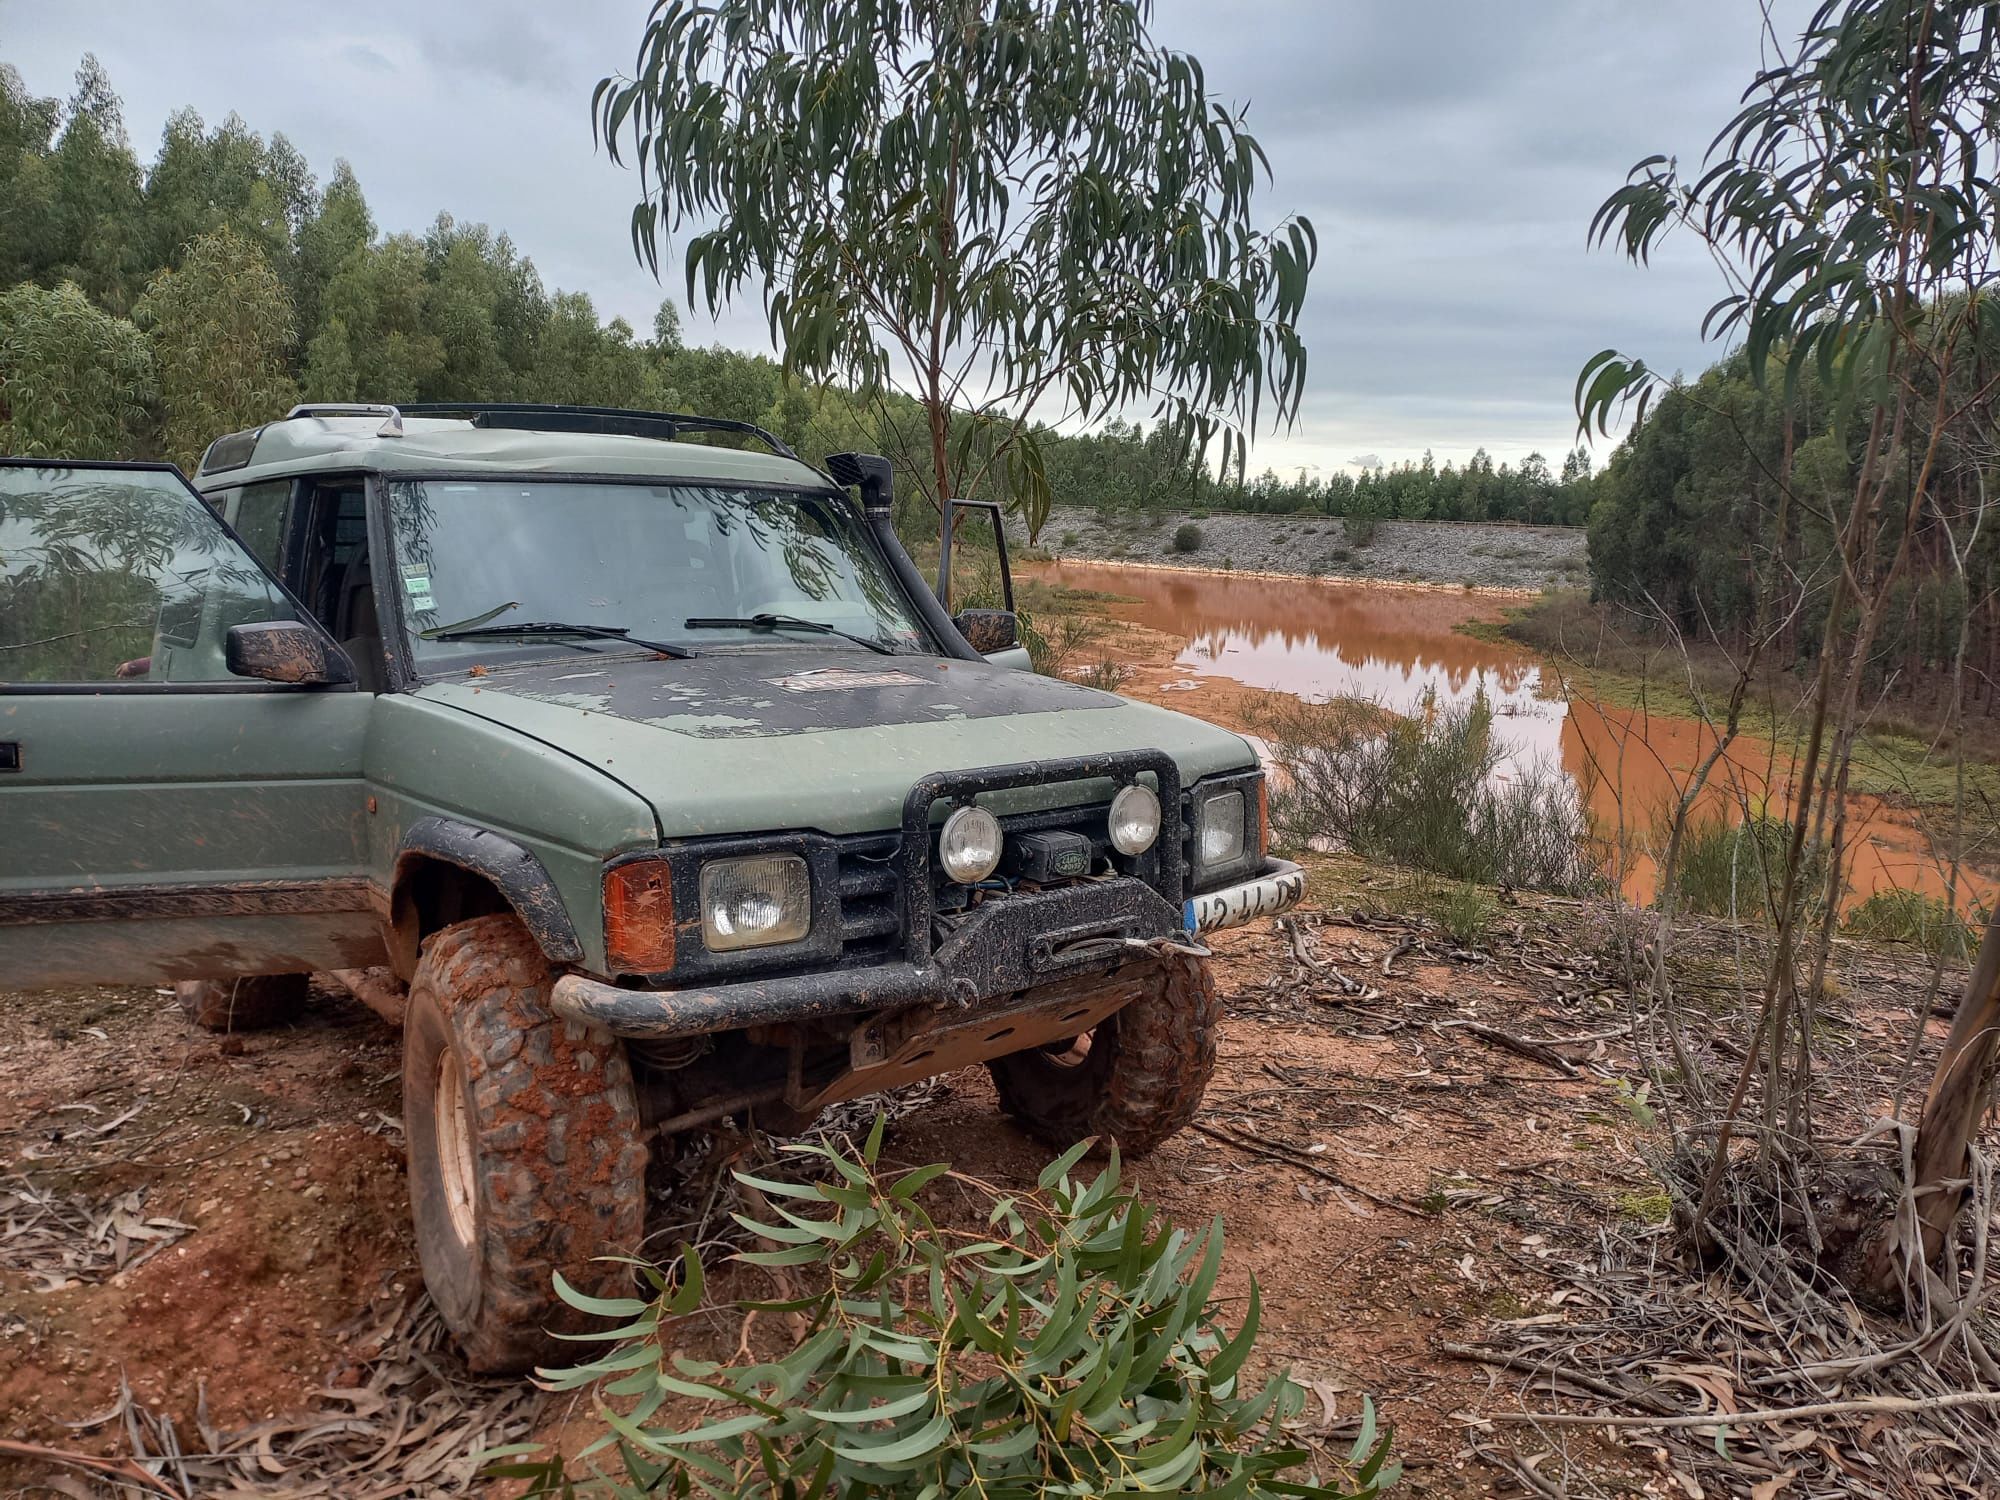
[137,225,297,470]
[492,1128,1396,1497]
[1172,522,1204,553]
[1432,883,1496,947]
[596,0,1315,559]
[1667,815,1836,925]
[0,280,154,458]
[1257,691,1602,895]
[1843,888,1978,961]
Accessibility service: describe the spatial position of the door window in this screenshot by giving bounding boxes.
[229,479,293,578]
[0,463,303,684]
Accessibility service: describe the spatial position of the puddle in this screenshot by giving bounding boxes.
[1033,561,1990,912]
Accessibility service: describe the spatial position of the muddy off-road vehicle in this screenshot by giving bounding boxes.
[0,403,1302,1370]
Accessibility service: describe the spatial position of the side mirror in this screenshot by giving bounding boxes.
[953,609,1019,655]
[226,621,356,686]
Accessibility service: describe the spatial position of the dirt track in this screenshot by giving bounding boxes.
[2,885,1667,1494]
[3,884,1986,1495]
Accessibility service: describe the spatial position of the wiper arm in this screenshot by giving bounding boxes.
[428,621,696,659]
[683,613,898,657]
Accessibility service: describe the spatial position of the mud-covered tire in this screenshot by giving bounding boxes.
[175,974,309,1032]
[986,951,1220,1156]
[403,914,648,1374]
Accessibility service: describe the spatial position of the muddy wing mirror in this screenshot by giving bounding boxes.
[226,621,356,686]
[953,609,1019,655]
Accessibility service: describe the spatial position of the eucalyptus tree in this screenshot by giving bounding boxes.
[592,0,1316,573]
[137,226,296,471]
[1578,0,2000,1308]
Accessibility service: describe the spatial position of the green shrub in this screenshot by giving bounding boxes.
[1172,522,1204,553]
[1666,814,1837,924]
[1077,656,1131,691]
[1327,547,1351,563]
[1060,530,1080,547]
[493,1125,1398,1498]
[1256,691,1602,895]
[1434,883,1497,946]
[1843,887,1978,960]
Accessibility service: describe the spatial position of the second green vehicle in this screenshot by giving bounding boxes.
[0,403,1303,1370]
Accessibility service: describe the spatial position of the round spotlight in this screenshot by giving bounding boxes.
[1108,784,1162,856]
[939,805,1004,884]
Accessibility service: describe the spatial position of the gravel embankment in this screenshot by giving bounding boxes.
[1018,505,1590,591]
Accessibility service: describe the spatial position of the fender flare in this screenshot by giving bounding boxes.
[391,817,585,967]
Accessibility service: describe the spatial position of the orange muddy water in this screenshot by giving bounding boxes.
[1034,560,1991,913]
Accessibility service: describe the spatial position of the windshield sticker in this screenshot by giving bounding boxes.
[771,668,927,693]
[400,566,435,611]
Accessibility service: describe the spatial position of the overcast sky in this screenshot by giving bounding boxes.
[3,1,1802,477]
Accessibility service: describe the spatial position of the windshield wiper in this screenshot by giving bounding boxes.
[427,621,696,659]
[683,613,899,656]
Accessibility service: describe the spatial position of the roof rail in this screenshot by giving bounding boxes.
[393,403,799,460]
[284,402,404,437]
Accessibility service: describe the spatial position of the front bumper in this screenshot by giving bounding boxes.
[549,857,1305,1041]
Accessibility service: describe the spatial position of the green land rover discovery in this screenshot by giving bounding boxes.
[0,403,1302,1370]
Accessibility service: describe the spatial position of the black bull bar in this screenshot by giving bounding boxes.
[550,752,1188,1041]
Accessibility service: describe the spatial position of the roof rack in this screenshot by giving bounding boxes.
[392,403,800,460]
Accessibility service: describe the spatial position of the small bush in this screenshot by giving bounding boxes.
[1327,547,1351,563]
[1344,513,1381,548]
[1076,656,1131,691]
[1843,888,1977,960]
[1027,610,1108,678]
[1256,691,1601,895]
[1172,522,1204,553]
[497,1126,1398,1498]
[1434,883,1496,946]
[1060,529,1080,547]
[1667,814,1837,924]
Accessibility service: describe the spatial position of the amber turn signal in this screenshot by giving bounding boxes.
[604,860,675,973]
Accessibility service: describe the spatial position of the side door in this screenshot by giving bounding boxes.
[0,460,382,987]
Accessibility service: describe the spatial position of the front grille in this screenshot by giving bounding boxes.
[834,832,903,965]
[832,801,1124,967]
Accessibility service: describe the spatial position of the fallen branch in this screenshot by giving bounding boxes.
[1439,1341,1675,1415]
[1437,1021,1580,1078]
[1188,1120,1427,1217]
[0,1438,180,1496]
[1479,1389,2000,1430]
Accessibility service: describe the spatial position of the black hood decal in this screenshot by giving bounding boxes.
[448,646,1118,739]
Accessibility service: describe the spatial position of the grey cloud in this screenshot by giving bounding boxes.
[4,0,1814,471]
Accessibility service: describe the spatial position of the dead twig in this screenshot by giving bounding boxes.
[1479,1388,2000,1429]
[1435,1021,1581,1078]
[0,1438,180,1496]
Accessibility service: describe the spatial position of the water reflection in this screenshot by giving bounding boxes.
[1035,561,1990,911]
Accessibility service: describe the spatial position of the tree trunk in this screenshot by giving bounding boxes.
[1853,904,2000,1301]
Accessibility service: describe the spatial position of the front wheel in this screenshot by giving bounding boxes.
[403,914,648,1373]
[987,951,1220,1156]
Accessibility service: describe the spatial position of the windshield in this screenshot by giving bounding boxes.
[385,480,931,667]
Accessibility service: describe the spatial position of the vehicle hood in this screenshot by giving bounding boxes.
[415,646,1256,839]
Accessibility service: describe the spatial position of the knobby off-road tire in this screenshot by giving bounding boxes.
[403,914,648,1374]
[175,974,309,1032]
[987,951,1220,1156]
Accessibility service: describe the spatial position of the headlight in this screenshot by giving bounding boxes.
[939,805,1004,884]
[699,854,811,951]
[1108,783,1162,856]
[1197,790,1247,868]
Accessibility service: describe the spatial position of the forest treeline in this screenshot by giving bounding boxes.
[1582,328,2000,714]
[0,57,1595,536]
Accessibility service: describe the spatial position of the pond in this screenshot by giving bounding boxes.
[1030,560,1989,914]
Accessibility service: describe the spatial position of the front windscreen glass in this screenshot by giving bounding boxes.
[384,480,931,667]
